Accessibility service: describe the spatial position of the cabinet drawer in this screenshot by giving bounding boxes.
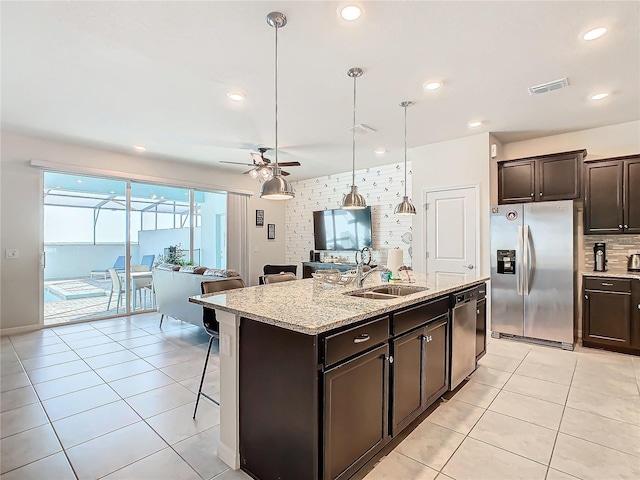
[324,316,389,367]
[393,297,448,336]
[584,277,631,293]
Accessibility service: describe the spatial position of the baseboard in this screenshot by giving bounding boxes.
[0,324,42,337]
[217,442,240,470]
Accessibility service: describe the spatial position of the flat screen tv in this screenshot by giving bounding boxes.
[313,207,372,251]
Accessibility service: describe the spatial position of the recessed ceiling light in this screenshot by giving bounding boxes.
[340,5,362,21]
[133,145,146,152]
[374,148,386,156]
[423,81,442,91]
[468,121,482,128]
[583,27,607,41]
[590,92,609,100]
[226,92,245,102]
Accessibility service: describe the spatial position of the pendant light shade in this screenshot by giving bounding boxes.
[260,12,295,200]
[394,101,416,216]
[341,67,366,210]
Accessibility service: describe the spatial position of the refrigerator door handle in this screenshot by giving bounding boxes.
[517,225,523,296]
[523,224,532,296]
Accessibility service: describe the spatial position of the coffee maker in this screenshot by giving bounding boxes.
[593,243,607,272]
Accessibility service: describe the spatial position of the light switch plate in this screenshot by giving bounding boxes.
[5,249,19,259]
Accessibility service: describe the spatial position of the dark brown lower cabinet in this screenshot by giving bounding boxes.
[583,278,631,351]
[476,297,487,361]
[630,280,640,350]
[324,344,389,480]
[391,314,449,436]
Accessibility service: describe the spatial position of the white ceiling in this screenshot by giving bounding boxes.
[2,1,639,181]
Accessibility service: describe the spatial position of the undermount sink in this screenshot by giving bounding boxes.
[347,285,429,300]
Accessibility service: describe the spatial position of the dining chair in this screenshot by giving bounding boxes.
[263,272,297,284]
[106,268,125,313]
[260,264,297,284]
[193,278,246,418]
[131,265,153,309]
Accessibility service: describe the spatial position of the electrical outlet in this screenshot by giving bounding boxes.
[5,249,19,259]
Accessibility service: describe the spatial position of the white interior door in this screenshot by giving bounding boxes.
[425,186,477,278]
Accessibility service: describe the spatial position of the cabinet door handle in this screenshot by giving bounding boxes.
[530,193,534,197]
[624,225,629,229]
[601,283,614,287]
[353,334,370,344]
[539,192,543,197]
[619,224,623,229]
[389,355,394,364]
[421,335,427,342]
[477,309,480,314]
[637,304,640,310]
[585,294,589,300]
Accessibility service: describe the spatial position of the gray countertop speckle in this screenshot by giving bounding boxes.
[189,273,489,335]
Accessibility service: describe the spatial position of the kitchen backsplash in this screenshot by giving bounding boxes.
[285,162,413,268]
[583,235,640,271]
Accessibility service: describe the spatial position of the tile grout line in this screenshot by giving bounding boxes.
[544,354,577,480]
[437,346,531,476]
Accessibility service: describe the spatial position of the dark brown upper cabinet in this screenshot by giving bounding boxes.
[498,149,586,204]
[584,155,640,234]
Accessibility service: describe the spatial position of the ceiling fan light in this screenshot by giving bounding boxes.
[249,169,259,179]
[260,166,273,180]
[341,185,367,210]
[260,175,295,199]
[394,196,417,215]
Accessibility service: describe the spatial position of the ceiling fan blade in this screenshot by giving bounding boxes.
[276,162,301,167]
[220,161,255,166]
[280,170,290,176]
[250,153,265,165]
[242,169,257,175]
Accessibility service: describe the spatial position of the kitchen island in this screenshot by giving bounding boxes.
[189,272,488,480]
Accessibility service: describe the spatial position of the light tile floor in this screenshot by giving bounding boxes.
[364,336,640,480]
[0,313,251,480]
[2,317,639,480]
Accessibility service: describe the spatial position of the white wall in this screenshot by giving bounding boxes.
[412,133,492,277]
[286,161,414,271]
[502,121,640,161]
[0,131,286,330]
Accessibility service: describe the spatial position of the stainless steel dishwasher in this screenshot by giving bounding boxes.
[449,287,478,390]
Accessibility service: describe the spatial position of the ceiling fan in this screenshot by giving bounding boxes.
[220,147,301,181]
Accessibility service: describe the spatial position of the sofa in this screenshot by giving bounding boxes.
[153,264,241,328]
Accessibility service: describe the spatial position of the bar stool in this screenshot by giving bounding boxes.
[193,278,246,418]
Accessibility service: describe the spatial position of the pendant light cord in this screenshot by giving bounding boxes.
[351,73,357,187]
[403,104,408,196]
[274,22,279,171]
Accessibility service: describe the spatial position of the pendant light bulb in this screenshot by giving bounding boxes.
[260,12,295,200]
[341,67,366,210]
[395,101,416,216]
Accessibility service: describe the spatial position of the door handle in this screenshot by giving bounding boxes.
[463,264,474,269]
[601,283,613,287]
[353,334,370,344]
[517,225,523,296]
[523,224,531,296]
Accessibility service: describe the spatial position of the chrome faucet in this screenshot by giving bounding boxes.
[354,247,388,288]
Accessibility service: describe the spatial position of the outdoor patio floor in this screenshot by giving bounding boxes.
[44,277,155,325]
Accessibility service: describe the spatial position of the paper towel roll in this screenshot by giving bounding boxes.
[387,249,404,279]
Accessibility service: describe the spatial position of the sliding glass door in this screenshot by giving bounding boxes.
[43,172,227,325]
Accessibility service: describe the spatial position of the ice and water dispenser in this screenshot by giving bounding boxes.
[497,249,516,275]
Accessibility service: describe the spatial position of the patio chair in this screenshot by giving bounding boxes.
[91,255,128,280]
[106,268,125,313]
[140,254,155,271]
[131,265,153,309]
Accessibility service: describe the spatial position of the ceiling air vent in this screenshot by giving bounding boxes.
[346,124,376,134]
[528,77,569,96]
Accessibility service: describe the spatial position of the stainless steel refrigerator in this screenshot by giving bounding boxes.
[490,200,576,349]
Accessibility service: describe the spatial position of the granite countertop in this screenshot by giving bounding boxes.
[189,273,489,335]
[582,270,640,280]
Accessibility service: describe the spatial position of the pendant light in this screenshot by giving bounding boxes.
[341,67,366,210]
[260,12,295,200]
[394,101,417,215]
